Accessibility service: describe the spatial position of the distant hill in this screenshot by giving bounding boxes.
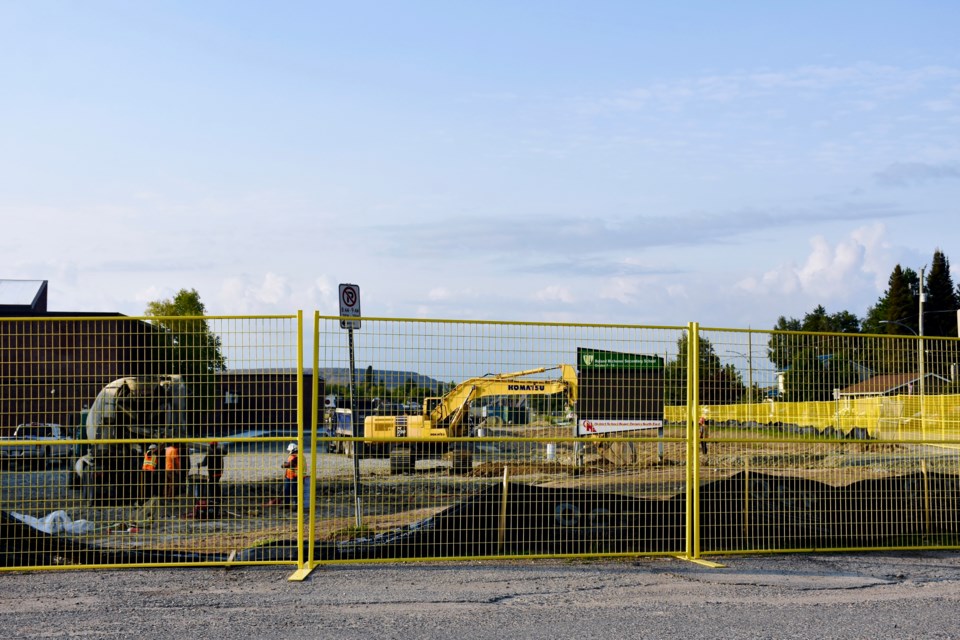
[315,368,443,392]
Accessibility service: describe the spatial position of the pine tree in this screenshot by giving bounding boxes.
[884,265,919,334]
[875,265,923,374]
[924,249,959,337]
[923,250,960,380]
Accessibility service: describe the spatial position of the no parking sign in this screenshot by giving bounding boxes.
[339,283,361,330]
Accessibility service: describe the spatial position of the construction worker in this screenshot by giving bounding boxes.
[281,442,298,507]
[201,441,226,505]
[140,444,159,503]
[699,416,709,455]
[164,442,182,498]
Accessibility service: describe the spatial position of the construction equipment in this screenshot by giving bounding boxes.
[75,375,189,504]
[363,365,578,474]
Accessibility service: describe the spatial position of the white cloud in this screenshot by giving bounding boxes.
[217,273,335,315]
[306,276,336,311]
[253,273,290,305]
[599,278,641,305]
[849,224,894,291]
[535,285,575,304]
[736,224,891,304]
[133,285,168,308]
[428,287,450,301]
[795,236,865,298]
[665,284,688,299]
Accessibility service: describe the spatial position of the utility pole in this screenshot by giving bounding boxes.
[919,266,926,434]
[747,330,754,422]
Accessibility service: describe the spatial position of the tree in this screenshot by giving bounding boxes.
[860,295,888,335]
[766,305,871,400]
[664,334,744,406]
[883,265,920,335]
[857,264,922,374]
[145,289,226,376]
[767,316,802,371]
[145,290,226,423]
[923,250,960,380]
[393,377,435,407]
[924,249,959,337]
[862,256,958,375]
[781,346,863,402]
[767,306,862,371]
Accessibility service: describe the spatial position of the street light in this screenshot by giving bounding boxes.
[878,320,917,336]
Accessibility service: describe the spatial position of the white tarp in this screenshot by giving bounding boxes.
[10,510,95,535]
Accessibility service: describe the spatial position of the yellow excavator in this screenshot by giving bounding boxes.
[363,365,578,474]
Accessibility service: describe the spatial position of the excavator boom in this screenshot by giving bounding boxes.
[425,365,577,435]
[364,364,578,474]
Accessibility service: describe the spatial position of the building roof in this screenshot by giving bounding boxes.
[0,279,47,314]
[839,372,950,396]
[0,279,130,318]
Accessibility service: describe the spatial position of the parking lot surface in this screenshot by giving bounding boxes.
[3,552,960,639]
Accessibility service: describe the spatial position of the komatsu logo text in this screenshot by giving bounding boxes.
[507,384,546,392]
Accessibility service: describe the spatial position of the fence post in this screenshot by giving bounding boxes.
[687,323,701,559]
[289,310,312,582]
[498,466,510,553]
[308,310,321,570]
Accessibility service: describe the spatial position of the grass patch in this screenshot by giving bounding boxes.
[327,524,376,541]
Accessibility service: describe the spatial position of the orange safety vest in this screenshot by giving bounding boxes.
[142,452,157,472]
[165,446,181,471]
[284,454,298,480]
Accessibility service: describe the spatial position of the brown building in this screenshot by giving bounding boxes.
[212,369,319,438]
[1,280,320,437]
[1,280,160,431]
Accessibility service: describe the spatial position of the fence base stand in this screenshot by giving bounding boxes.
[676,555,726,568]
[288,566,316,582]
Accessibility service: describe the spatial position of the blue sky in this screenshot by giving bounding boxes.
[2,1,959,329]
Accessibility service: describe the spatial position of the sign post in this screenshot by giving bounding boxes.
[339,283,363,527]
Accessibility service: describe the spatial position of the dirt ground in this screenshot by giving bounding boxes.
[5,429,956,560]
[161,434,955,555]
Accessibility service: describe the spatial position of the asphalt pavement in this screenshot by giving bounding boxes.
[3,551,960,639]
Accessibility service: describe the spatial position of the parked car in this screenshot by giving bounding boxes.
[0,423,75,468]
